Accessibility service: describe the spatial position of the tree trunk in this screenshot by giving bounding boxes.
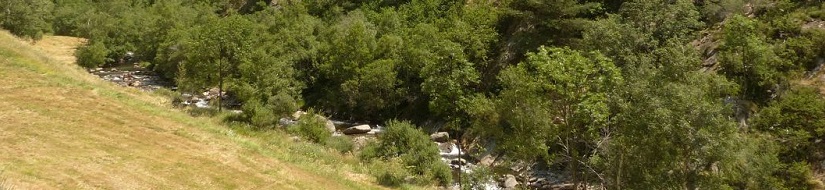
[218,58,223,112]
[685,170,697,190]
[616,151,623,190]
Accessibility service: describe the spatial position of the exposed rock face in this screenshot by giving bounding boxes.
[342,124,371,135]
[430,132,450,143]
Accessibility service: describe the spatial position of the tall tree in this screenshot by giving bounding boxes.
[718,15,787,104]
[495,47,622,188]
[179,15,257,110]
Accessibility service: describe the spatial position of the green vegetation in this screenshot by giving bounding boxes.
[361,120,452,185]
[360,120,452,185]
[0,31,382,189]
[74,40,107,68]
[3,0,825,188]
[287,112,333,144]
[324,136,355,154]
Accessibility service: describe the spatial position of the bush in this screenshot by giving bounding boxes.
[460,166,495,190]
[324,136,354,154]
[360,120,452,185]
[241,98,278,127]
[75,41,108,68]
[778,162,821,189]
[153,88,184,106]
[753,86,825,162]
[286,112,331,143]
[187,107,218,117]
[374,158,409,187]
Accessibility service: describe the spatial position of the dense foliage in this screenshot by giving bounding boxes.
[360,120,452,185]
[3,0,825,188]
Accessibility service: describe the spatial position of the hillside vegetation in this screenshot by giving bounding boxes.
[0,30,383,189]
[3,0,825,189]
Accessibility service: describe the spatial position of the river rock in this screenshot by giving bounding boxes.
[503,174,518,188]
[478,154,495,167]
[430,132,450,143]
[279,118,296,126]
[292,111,307,120]
[343,124,371,135]
[450,158,467,166]
[315,115,336,133]
[128,80,142,87]
[437,141,455,153]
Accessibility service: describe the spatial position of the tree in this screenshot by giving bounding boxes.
[233,49,303,126]
[718,15,788,104]
[608,70,746,189]
[495,47,622,188]
[0,0,54,40]
[310,11,403,121]
[753,86,825,163]
[179,15,257,111]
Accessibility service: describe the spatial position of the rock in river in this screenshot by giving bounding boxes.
[430,132,450,143]
[503,174,518,188]
[343,124,372,135]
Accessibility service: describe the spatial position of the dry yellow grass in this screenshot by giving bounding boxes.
[0,31,384,189]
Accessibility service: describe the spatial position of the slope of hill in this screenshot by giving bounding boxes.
[0,30,382,189]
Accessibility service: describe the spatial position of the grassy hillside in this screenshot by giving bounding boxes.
[0,30,384,189]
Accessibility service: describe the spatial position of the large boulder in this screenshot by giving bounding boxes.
[343,124,372,135]
[502,174,518,189]
[430,132,450,143]
[478,154,496,167]
[315,115,336,133]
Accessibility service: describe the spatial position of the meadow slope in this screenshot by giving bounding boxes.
[0,31,382,189]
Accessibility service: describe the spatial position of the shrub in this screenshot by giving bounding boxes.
[241,98,278,127]
[778,162,820,189]
[187,107,218,117]
[753,86,825,162]
[75,41,108,68]
[286,112,331,143]
[153,88,184,106]
[324,136,354,154]
[374,158,409,187]
[360,120,452,185]
[460,166,495,190]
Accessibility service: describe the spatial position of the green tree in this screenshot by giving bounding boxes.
[179,15,257,111]
[718,15,788,104]
[495,47,622,188]
[0,0,54,40]
[234,49,303,126]
[753,86,825,162]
